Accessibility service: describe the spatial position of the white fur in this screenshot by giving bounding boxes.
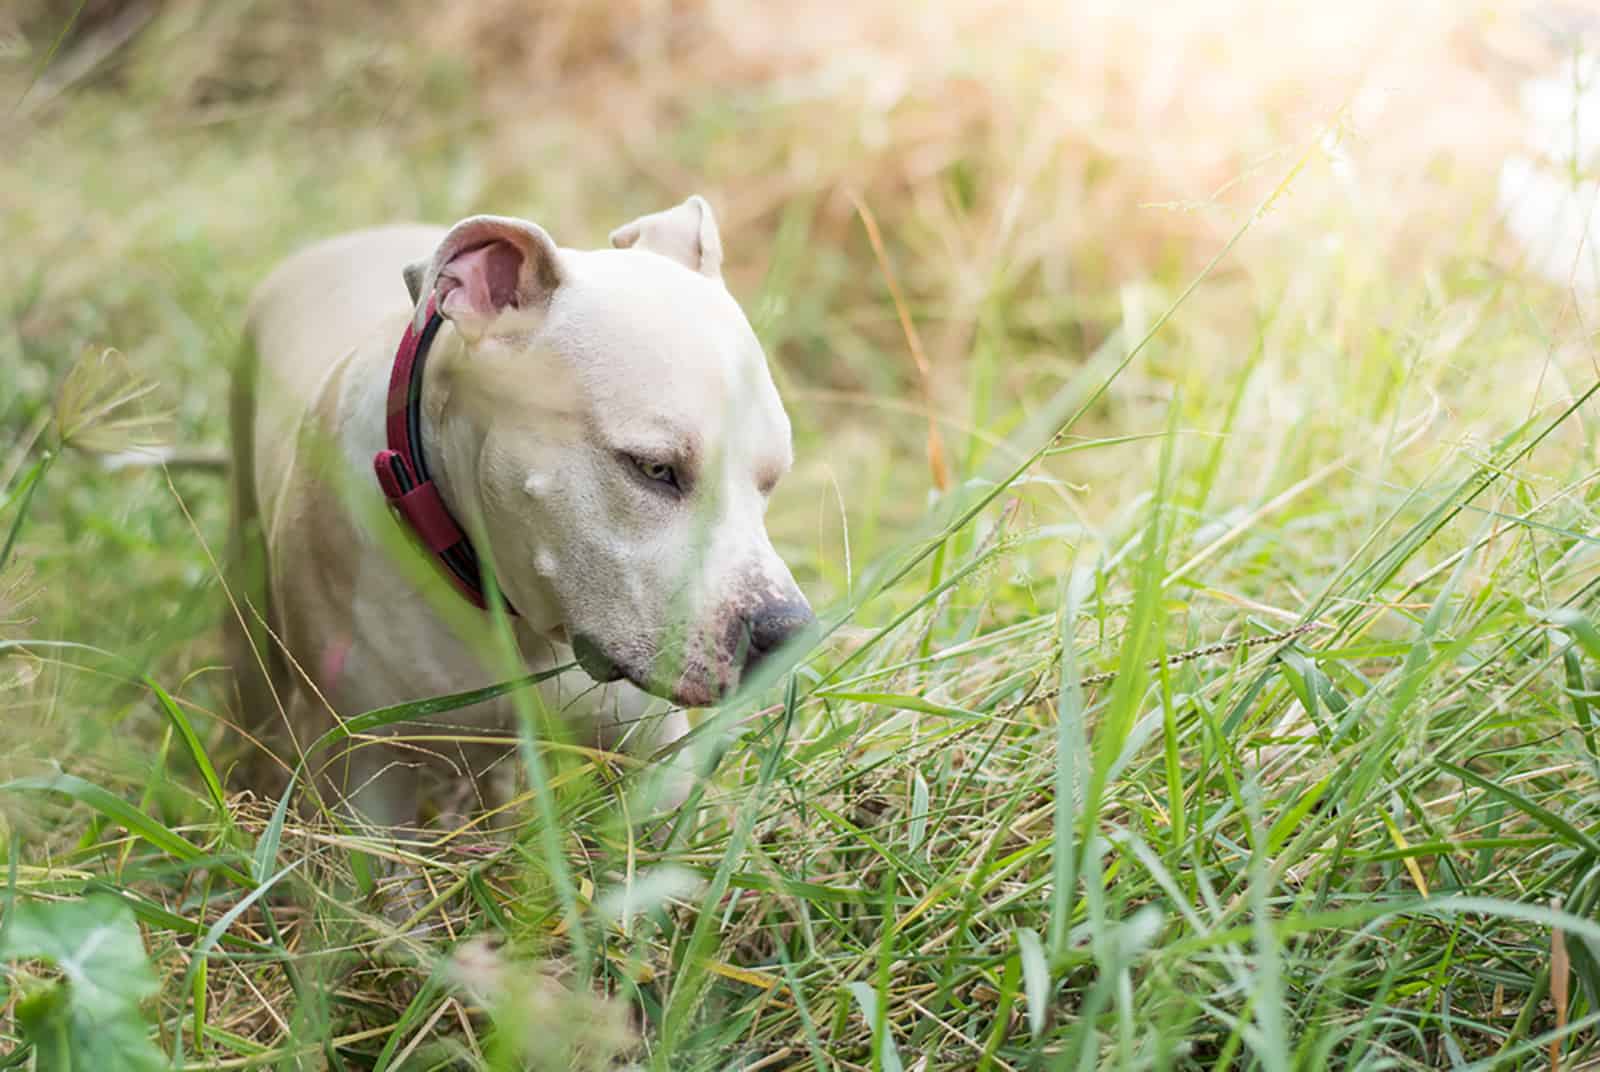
[230,199,807,830]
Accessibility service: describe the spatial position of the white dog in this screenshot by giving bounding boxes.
[227,197,812,830]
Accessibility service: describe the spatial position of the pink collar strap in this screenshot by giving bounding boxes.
[372,297,515,615]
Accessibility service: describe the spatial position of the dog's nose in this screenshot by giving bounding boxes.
[744,599,816,662]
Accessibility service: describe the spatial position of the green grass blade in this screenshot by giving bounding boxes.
[0,771,250,886]
[142,676,226,819]
[1436,760,1600,858]
[172,860,301,1066]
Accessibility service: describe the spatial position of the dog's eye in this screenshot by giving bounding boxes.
[629,455,681,491]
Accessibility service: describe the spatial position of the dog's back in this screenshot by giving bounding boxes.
[244,225,442,491]
[227,225,442,776]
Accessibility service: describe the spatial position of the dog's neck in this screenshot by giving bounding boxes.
[335,313,567,643]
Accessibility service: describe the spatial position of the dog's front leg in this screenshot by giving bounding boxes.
[337,735,422,834]
[312,709,437,924]
[576,684,695,819]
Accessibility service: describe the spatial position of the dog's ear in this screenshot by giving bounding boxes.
[609,195,723,279]
[402,259,427,305]
[412,215,564,339]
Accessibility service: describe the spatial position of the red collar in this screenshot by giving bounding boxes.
[372,298,515,614]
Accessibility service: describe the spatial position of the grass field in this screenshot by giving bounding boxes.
[6,1,1600,1068]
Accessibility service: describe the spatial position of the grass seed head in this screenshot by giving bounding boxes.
[50,347,169,457]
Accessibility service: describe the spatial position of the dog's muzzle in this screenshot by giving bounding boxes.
[571,633,625,683]
[739,597,816,675]
[571,595,816,705]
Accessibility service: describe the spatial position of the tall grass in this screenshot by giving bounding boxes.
[5,0,1600,1068]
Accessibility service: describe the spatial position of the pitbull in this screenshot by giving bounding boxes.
[227,197,813,832]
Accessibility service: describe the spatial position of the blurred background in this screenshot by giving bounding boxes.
[6,1,1600,1064]
[2,13,1588,507]
[6,0,1598,680]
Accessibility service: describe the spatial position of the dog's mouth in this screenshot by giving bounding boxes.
[570,633,626,684]
[569,632,731,708]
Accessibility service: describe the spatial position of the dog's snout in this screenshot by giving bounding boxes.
[745,599,815,659]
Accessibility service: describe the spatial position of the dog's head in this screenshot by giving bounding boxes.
[406,197,813,706]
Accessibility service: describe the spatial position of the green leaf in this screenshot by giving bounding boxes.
[301,664,574,760]
[1549,608,1600,664]
[908,770,930,855]
[0,770,250,885]
[977,956,1022,1072]
[819,691,982,720]
[0,453,53,576]
[1438,760,1600,858]
[252,767,297,885]
[145,676,227,818]
[0,641,228,823]
[1564,647,1597,761]
[1267,774,1331,856]
[845,981,904,1072]
[1015,926,1051,1037]
[173,862,301,1067]
[1,895,166,1071]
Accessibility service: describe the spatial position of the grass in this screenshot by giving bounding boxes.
[5,0,1600,1068]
